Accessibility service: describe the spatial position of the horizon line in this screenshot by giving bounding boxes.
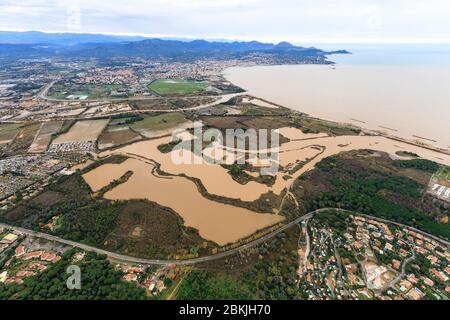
[2,28,450,45]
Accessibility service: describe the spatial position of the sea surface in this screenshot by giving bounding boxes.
[225,44,450,150]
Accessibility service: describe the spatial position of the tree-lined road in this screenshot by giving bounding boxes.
[0,208,448,266]
[0,210,316,266]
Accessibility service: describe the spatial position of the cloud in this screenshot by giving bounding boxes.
[0,0,449,43]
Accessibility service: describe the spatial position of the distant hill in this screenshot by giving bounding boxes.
[68,38,330,59]
[0,31,147,45]
[0,31,349,61]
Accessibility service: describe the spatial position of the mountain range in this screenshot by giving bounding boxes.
[0,31,349,61]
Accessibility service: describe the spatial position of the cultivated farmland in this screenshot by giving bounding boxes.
[0,123,22,144]
[52,120,109,144]
[28,121,63,153]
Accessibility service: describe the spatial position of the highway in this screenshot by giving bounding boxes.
[0,91,245,125]
[35,80,57,100]
[0,207,448,266]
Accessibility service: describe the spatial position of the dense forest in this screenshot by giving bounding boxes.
[392,159,440,172]
[177,227,302,300]
[299,155,449,239]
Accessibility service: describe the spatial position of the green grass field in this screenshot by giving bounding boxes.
[148,79,208,95]
[131,112,187,131]
[0,123,22,143]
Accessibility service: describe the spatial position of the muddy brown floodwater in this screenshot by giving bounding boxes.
[98,128,450,201]
[225,65,450,150]
[83,126,450,245]
[82,158,284,246]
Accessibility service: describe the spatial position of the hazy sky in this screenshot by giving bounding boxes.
[1,0,450,43]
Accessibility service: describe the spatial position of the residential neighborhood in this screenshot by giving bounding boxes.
[297,212,449,300]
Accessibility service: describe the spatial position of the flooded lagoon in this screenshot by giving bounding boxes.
[98,130,450,201]
[100,136,270,201]
[83,125,450,245]
[82,157,284,245]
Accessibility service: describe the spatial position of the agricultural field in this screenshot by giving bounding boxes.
[130,96,216,111]
[98,127,142,150]
[0,123,22,144]
[197,104,243,116]
[28,121,63,153]
[48,83,129,100]
[52,119,109,144]
[148,79,208,95]
[197,97,287,117]
[129,98,174,111]
[200,115,294,129]
[167,96,216,109]
[6,123,41,154]
[131,112,189,138]
[199,116,250,129]
[132,112,187,131]
[242,116,296,129]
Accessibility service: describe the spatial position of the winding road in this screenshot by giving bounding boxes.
[0,208,448,266]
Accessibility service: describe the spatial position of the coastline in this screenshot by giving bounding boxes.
[222,65,450,159]
[299,113,450,158]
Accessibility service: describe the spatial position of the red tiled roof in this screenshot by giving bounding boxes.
[23,251,43,260]
[15,245,25,257]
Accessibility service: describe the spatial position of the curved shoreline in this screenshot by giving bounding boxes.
[223,65,450,154]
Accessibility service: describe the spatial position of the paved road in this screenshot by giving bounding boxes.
[0,92,244,125]
[0,210,315,266]
[377,249,416,293]
[36,80,57,100]
[0,207,448,266]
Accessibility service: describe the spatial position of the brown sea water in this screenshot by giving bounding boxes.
[225,46,450,150]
